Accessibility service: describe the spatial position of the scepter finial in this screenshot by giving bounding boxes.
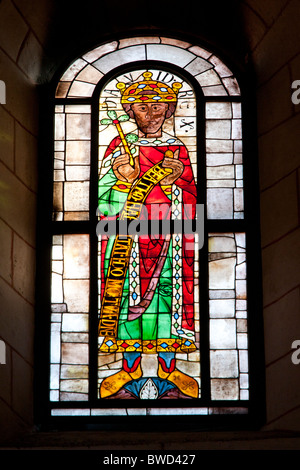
[100,111,138,166]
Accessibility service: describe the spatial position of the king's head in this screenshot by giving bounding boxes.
[116,71,182,105]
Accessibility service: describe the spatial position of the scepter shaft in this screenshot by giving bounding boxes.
[114,120,134,166]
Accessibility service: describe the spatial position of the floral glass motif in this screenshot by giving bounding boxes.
[49,37,249,417]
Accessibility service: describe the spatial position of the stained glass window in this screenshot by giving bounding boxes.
[96,69,200,401]
[45,37,261,424]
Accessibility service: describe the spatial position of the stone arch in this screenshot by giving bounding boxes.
[55,37,240,99]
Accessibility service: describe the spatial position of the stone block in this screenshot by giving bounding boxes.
[264,405,300,432]
[252,0,300,85]
[0,106,14,170]
[0,162,36,246]
[245,0,289,27]
[0,0,28,61]
[258,113,300,189]
[15,123,38,192]
[0,400,29,443]
[260,171,298,247]
[262,228,300,306]
[0,278,34,363]
[13,233,36,304]
[265,354,300,427]
[0,219,12,284]
[0,340,11,404]
[257,66,294,135]
[17,31,44,83]
[240,3,266,51]
[264,288,300,365]
[12,351,33,424]
[13,0,55,47]
[0,49,39,136]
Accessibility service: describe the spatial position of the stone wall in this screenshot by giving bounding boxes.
[242,0,300,431]
[0,0,299,448]
[0,0,43,439]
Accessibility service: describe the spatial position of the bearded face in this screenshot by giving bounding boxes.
[122,101,176,136]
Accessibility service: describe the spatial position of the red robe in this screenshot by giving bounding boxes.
[101,136,197,334]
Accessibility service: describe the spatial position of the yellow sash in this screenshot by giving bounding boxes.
[98,159,173,341]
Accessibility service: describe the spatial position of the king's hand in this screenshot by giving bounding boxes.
[161,148,184,185]
[112,146,140,184]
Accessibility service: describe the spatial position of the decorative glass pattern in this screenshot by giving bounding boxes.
[49,37,252,418]
[97,69,200,400]
[53,105,91,221]
[208,233,248,400]
[206,103,244,219]
[50,234,90,401]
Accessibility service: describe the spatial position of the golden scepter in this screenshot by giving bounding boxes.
[100,110,138,166]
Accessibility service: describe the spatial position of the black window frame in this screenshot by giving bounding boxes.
[34,42,265,432]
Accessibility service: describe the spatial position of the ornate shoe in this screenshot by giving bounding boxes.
[100,356,142,398]
[157,357,199,399]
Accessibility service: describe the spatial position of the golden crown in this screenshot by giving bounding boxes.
[116,71,182,104]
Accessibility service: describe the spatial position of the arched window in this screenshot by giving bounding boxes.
[37,37,264,428]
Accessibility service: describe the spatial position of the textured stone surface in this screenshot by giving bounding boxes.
[260,172,299,247]
[262,228,300,306]
[264,288,300,365]
[0,0,28,61]
[0,0,299,447]
[258,113,300,189]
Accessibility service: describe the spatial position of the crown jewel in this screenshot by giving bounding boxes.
[116,72,182,104]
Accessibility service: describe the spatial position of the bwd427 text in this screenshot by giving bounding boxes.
[102,454,196,466]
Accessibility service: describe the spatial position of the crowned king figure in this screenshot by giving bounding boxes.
[97,71,199,399]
